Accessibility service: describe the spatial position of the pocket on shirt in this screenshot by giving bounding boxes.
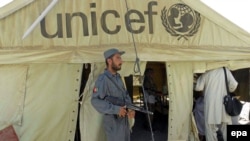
[103,115,116,132]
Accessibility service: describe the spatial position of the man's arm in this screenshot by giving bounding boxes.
[195,74,205,92]
[91,75,120,115]
[104,96,153,115]
[226,68,238,92]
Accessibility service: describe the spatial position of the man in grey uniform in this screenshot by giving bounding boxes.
[91,48,135,141]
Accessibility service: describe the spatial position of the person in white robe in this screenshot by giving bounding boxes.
[195,67,238,141]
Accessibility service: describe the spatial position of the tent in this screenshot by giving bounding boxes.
[1,0,250,140]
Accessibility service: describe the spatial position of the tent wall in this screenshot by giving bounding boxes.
[0,64,82,141]
[1,60,250,141]
[167,62,194,140]
[1,61,249,141]
[0,65,28,126]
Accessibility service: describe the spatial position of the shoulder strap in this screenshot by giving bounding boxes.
[223,67,230,95]
[104,73,126,93]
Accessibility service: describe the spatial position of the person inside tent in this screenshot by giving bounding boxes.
[143,68,162,131]
[193,90,206,141]
[193,74,205,141]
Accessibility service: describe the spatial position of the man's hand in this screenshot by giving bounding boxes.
[127,109,135,118]
[118,106,127,117]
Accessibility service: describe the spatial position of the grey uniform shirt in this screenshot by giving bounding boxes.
[91,69,132,114]
[91,69,132,141]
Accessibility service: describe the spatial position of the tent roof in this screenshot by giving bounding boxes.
[1,0,250,64]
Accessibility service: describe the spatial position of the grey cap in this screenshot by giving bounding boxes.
[104,48,125,59]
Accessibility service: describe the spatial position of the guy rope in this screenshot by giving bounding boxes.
[124,0,155,140]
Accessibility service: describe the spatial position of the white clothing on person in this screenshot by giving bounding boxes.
[195,67,238,141]
[232,102,250,125]
[144,91,156,104]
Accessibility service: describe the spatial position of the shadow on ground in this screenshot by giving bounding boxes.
[131,110,168,141]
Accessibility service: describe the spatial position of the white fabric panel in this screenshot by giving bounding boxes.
[0,65,28,128]
[119,61,147,77]
[193,62,206,73]
[193,60,250,74]
[80,63,106,141]
[206,61,250,71]
[167,62,194,141]
[80,62,146,141]
[1,0,250,64]
[4,64,82,141]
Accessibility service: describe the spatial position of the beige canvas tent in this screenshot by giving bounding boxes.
[1,0,250,141]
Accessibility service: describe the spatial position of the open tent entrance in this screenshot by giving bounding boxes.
[129,61,169,141]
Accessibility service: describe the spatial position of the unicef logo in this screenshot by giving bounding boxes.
[161,4,201,40]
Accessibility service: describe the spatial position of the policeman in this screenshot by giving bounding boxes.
[91,48,135,141]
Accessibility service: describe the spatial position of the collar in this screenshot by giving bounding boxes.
[104,69,120,78]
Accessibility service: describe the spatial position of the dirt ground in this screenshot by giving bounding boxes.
[131,110,168,141]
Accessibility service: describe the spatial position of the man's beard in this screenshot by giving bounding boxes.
[111,62,122,71]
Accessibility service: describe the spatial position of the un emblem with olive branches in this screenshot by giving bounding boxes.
[161,4,201,40]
